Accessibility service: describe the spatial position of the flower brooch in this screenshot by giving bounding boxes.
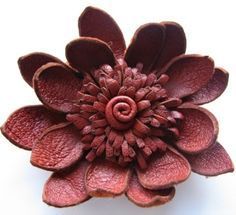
[1,6,233,207]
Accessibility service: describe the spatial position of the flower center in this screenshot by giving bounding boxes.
[66,60,184,169]
[105,96,137,130]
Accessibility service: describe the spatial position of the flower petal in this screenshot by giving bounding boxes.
[85,159,131,197]
[1,105,65,150]
[66,37,115,74]
[176,104,218,154]
[43,160,90,207]
[33,62,82,113]
[153,22,186,74]
[126,173,175,207]
[185,68,229,105]
[31,123,83,171]
[185,142,234,176]
[18,52,62,87]
[136,147,191,189]
[79,6,125,58]
[163,55,214,98]
[125,24,165,73]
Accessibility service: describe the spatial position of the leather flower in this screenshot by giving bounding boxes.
[1,6,234,208]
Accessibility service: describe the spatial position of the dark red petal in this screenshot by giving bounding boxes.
[185,142,234,176]
[136,147,191,189]
[43,160,90,207]
[33,62,82,113]
[18,52,62,87]
[31,123,83,171]
[177,104,218,154]
[153,22,186,74]
[126,173,175,207]
[163,55,214,98]
[66,38,115,74]
[185,68,229,105]
[79,6,125,58]
[1,105,65,150]
[85,159,131,197]
[125,23,165,73]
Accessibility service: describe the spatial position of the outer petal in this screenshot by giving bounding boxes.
[31,123,83,171]
[1,105,65,150]
[18,52,62,87]
[79,6,126,58]
[33,62,82,113]
[43,160,90,207]
[163,55,214,98]
[85,159,131,197]
[185,68,229,105]
[185,142,234,176]
[136,147,191,189]
[126,173,175,207]
[66,37,115,74]
[176,104,218,154]
[153,22,186,74]
[125,23,165,73]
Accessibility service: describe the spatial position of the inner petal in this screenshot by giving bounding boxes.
[66,60,184,168]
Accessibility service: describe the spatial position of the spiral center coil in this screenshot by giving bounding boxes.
[105,96,137,130]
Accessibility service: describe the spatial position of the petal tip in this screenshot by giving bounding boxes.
[30,123,83,171]
[126,174,176,207]
[177,104,218,154]
[78,6,125,58]
[18,52,63,87]
[42,161,90,207]
[136,147,191,190]
[85,160,131,197]
[66,37,115,74]
[1,123,31,150]
[186,143,234,176]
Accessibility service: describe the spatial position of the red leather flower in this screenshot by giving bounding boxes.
[1,6,234,207]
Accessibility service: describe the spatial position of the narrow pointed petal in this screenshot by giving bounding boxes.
[85,159,131,197]
[185,68,229,105]
[66,38,115,74]
[33,62,82,113]
[153,22,186,73]
[136,147,191,189]
[1,105,65,150]
[31,123,83,171]
[177,104,218,154]
[125,24,165,73]
[18,52,62,86]
[185,142,234,176]
[163,55,214,98]
[126,173,175,207]
[79,6,125,58]
[43,160,90,207]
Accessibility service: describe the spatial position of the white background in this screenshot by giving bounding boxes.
[0,0,235,214]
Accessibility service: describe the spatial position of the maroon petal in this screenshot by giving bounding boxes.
[163,55,214,98]
[1,105,65,150]
[43,160,90,207]
[136,147,191,189]
[66,38,115,74]
[153,22,186,74]
[33,62,82,113]
[31,123,83,171]
[18,52,62,87]
[125,24,165,73]
[185,68,229,105]
[79,6,125,58]
[185,142,234,176]
[177,104,218,154]
[126,173,175,207]
[85,159,131,197]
